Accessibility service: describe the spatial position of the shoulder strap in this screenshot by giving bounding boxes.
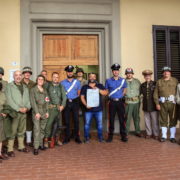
[66,79,77,95]
[109,79,125,97]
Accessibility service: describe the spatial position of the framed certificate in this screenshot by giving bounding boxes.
[87,89,99,107]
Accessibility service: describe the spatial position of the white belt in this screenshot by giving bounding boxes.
[159,95,176,104]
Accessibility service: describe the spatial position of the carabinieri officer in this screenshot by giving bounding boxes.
[61,65,82,144]
[105,63,128,143]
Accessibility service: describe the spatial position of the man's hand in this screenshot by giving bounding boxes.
[19,108,28,113]
[86,106,92,109]
[1,113,7,117]
[59,105,64,112]
[156,104,161,111]
[45,113,49,119]
[35,113,41,120]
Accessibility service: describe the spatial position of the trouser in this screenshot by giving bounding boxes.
[51,113,62,138]
[0,116,5,142]
[45,107,59,138]
[8,113,26,152]
[108,100,127,137]
[64,99,80,140]
[144,111,159,136]
[33,116,47,149]
[125,103,141,134]
[159,102,177,127]
[3,116,12,139]
[84,111,103,140]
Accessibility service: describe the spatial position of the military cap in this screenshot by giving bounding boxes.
[125,68,134,74]
[64,65,74,72]
[142,70,153,76]
[111,63,121,70]
[0,67,4,75]
[22,66,32,75]
[162,66,171,73]
[76,68,84,74]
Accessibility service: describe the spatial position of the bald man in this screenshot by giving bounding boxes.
[5,70,31,157]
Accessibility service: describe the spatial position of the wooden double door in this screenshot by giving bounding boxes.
[43,34,99,81]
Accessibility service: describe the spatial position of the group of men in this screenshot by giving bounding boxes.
[0,63,180,161]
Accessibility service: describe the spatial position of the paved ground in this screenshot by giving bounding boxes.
[0,133,180,180]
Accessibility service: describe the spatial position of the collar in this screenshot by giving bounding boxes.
[66,78,74,82]
[111,77,121,81]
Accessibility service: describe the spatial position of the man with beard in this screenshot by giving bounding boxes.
[81,73,107,143]
[44,72,66,148]
[5,70,31,157]
[61,65,82,144]
[21,67,36,147]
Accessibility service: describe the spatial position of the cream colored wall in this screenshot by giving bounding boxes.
[120,0,180,81]
[0,0,20,81]
[120,0,180,130]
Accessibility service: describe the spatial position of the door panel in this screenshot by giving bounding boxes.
[43,34,99,79]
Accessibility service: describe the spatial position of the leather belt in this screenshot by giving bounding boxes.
[67,97,78,103]
[48,104,58,109]
[126,97,139,101]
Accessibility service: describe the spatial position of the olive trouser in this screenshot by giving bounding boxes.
[3,116,12,139]
[0,116,5,142]
[125,103,141,134]
[33,116,47,149]
[8,113,26,152]
[45,108,60,138]
[159,102,177,127]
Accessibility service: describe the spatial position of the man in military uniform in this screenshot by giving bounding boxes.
[76,68,87,86]
[0,67,8,91]
[21,67,36,146]
[125,68,142,137]
[154,66,178,143]
[76,68,87,133]
[140,70,159,139]
[41,70,51,90]
[5,70,31,157]
[105,63,128,142]
[61,65,82,144]
[44,72,67,148]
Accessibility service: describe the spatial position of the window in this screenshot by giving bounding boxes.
[153,26,180,81]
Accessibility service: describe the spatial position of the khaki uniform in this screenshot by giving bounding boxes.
[0,92,6,142]
[21,79,36,131]
[30,86,49,149]
[45,83,66,138]
[154,77,178,127]
[5,82,31,152]
[154,77,178,139]
[0,79,8,92]
[125,78,141,134]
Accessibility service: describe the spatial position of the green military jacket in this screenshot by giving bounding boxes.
[0,79,8,92]
[176,83,180,105]
[47,82,67,107]
[21,79,36,90]
[5,82,31,112]
[125,78,141,104]
[154,77,178,105]
[30,85,49,116]
[0,91,6,113]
